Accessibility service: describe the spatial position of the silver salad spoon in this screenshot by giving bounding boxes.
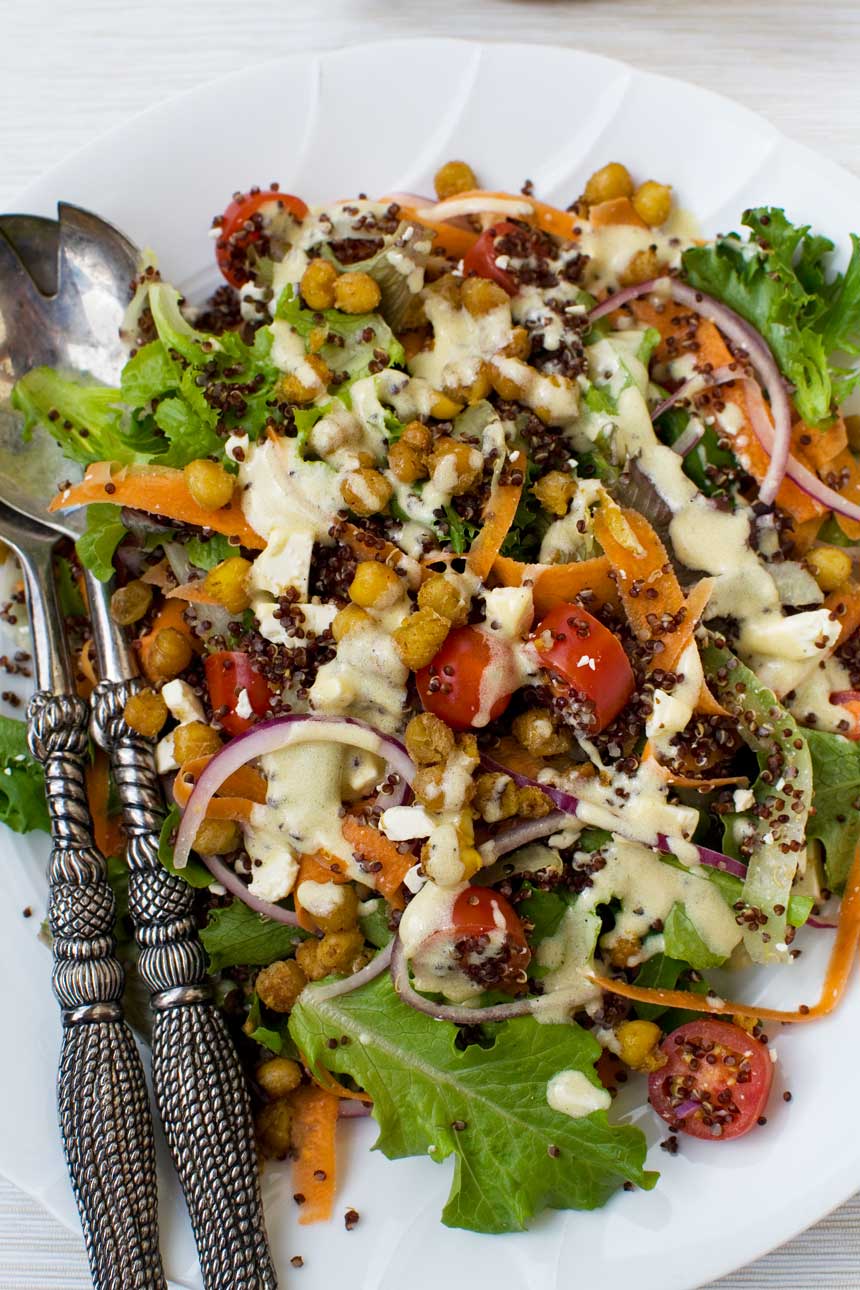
[0,204,276,1288]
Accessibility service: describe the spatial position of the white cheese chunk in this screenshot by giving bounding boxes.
[161,679,206,726]
[255,600,336,646]
[379,805,437,841]
[250,528,314,600]
[248,847,299,904]
[740,608,841,661]
[482,586,534,640]
[155,731,179,774]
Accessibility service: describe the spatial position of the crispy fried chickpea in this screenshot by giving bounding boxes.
[404,712,455,766]
[417,573,469,626]
[173,720,222,763]
[332,603,373,642]
[488,359,528,402]
[340,468,393,517]
[392,608,451,670]
[515,785,554,819]
[333,271,381,314]
[110,579,153,626]
[413,763,476,811]
[430,391,465,419]
[123,688,168,738]
[309,884,360,934]
[473,772,519,823]
[203,556,252,614]
[256,958,308,1011]
[632,181,672,228]
[348,560,403,610]
[277,353,332,404]
[388,440,427,484]
[607,934,641,969]
[532,470,576,517]
[512,708,573,757]
[426,272,462,308]
[402,421,432,453]
[807,545,853,593]
[295,937,326,982]
[618,247,662,288]
[616,1020,667,1072]
[183,459,235,511]
[500,326,531,360]
[316,929,366,974]
[307,325,328,354]
[429,438,482,496]
[193,818,241,855]
[300,258,338,310]
[433,160,478,200]
[143,627,193,683]
[460,276,510,317]
[583,161,634,206]
[256,1100,293,1159]
[846,414,860,452]
[257,1056,303,1098]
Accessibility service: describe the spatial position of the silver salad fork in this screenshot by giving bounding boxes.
[0,205,276,1288]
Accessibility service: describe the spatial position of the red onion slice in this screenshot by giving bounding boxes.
[479,811,572,862]
[653,365,741,423]
[807,916,839,930]
[305,940,394,1003]
[668,418,705,458]
[589,277,792,506]
[174,714,414,871]
[391,936,533,1024]
[338,1100,372,1119]
[831,690,860,705]
[673,1098,700,1119]
[195,852,301,926]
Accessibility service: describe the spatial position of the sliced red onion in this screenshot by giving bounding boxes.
[174,714,413,871]
[305,940,394,1003]
[673,1098,700,1119]
[195,852,301,926]
[668,418,705,458]
[338,1100,372,1119]
[830,690,860,706]
[589,277,791,506]
[807,916,839,930]
[479,752,748,877]
[478,811,571,862]
[391,936,533,1024]
[653,365,741,424]
[416,195,534,223]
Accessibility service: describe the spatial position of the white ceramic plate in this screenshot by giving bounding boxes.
[3,38,860,1290]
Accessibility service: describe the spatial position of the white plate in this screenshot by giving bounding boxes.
[4,38,860,1290]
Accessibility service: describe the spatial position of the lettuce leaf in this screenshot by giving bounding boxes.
[663,903,726,970]
[199,899,306,972]
[682,207,860,426]
[11,368,161,466]
[0,715,49,834]
[290,972,655,1233]
[805,729,860,890]
[274,284,405,380]
[75,504,128,582]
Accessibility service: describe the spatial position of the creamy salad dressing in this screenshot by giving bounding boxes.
[410,295,513,390]
[546,1070,611,1118]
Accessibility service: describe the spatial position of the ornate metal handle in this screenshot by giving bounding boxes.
[28,690,166,1290]
[92,676,277,1290]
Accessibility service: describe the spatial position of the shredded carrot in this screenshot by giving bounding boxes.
[75,639,98,700]
[305,1060,372,1104]
[792,416,847,473]
[291,1085,340,1225]
[137,599,197,673]
[590,843,860,1024]
[381,198,479,258]
[342,815,413,907]
[49,463,264,548]
[86,749,125,858]
[139,558,175,590]
[825,579,860,648]
[588,197,648,230]
[173,756,267,810]
[165,579,221,605]
[433,188,585,243]
[641,742,748,790]
[492,553,621,615]
[293,851,351,931]
[467,479,523,581]
[823,447,860,541]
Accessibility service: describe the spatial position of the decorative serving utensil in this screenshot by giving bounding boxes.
[0,206,276,1287]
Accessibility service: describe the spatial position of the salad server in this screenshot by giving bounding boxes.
[0,205,276,1288]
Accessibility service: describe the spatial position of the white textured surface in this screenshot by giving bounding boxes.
[2,5,860,1288]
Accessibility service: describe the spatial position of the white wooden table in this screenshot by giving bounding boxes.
[2,1,859,1285]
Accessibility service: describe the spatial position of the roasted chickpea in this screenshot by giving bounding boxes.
[417,573,469,626]
[173,720,222,764]
[277,353,332,404]
[257,1056,303,1098]
[307,325,328,354]
[256,958,308,1011]
[413,762,475,811]
[430,391,465,419]
[110,579,153,626]
[488,359,528,402]
[429,438,483,496]
[333,271,381,314]
[607,934,642,969]
[203,556,252,614]
[143,627,192,683]
[618,247,662,287]
[807,545,853,593]
[183,459,235,511]
[512,708,572,756]
[332,603,373,642]
[193,818,241,855]
[340,468,393,517]
[123,688,168,738]
[392,608,450,670]
[845,414,860,452]
[616,1020,666,1072]
[256,1100,293,1159]
[532,470,576,517]
[632,181,672,228]
[472,772,519,823]
[316,929,366,974]
[404,711,455,765]
[426,272,462,308]
[515,785,554,819]
[583,161,634,206]
[500,326,531,360]
[388,440,427,484]
[300,258,338,310]
[401,421,432,453]
[433,160,478,200]
[295,937,327,982]
[460,276,509,317]
[349,560,403,609]
[309,884,360,934]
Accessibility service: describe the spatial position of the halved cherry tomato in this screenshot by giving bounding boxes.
[648,1020,774,1141]
[215,187,308,287]
[462,221,519,295]
[533,602,634,733]
[412,885,530,995]
[416,626,516,731]
[204,650,272,735]
[452,886,527,944]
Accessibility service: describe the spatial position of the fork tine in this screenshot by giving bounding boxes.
[0,215,59,296]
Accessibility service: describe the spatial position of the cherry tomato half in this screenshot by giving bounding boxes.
[416,626,517,731]
[413,885,531,996]
[462,221,519,295]
[215,187,308,287]
[648,1020,774,1141]
[204,650,272,735]
[452,886,528,945]
[533,602,634,733]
